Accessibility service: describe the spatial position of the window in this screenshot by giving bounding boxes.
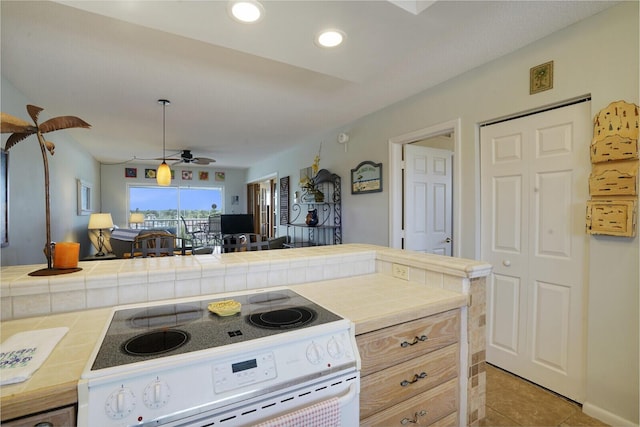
[128,186,223,227]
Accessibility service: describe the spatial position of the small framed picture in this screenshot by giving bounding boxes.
[125,167,137,178]
[182,170,193,180]
[215,172,225,181]
[199,171,209,181]
[530,60,553,94]
[351,161,382,194]
[145,168,156,179]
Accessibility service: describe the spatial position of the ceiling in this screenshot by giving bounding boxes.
[1,1,616,168]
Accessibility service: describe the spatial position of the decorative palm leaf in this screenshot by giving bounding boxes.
[40,116,90,134]
[0,112,35,134]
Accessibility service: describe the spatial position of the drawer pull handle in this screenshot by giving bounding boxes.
[400,410,428,424]
[400,335,428,348]
[400,372,427,387]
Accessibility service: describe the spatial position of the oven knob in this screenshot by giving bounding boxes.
[143,379,171,409]
[105,387,136,420]
[327,337,344,359]
[306,342,325,364]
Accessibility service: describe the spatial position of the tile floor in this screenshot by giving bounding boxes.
[482,364,609,427]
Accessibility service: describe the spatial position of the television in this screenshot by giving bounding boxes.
[221,214,255,235]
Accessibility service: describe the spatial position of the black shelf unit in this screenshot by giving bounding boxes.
[286,169,342,247]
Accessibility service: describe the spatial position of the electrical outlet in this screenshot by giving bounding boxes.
[392,263,409,280]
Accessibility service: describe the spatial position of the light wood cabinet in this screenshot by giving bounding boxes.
[2,405,75,427]
[357,309,460,426]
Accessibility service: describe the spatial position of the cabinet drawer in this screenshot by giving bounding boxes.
[357,309,459,376]
[360,378,458,427]
[360,343,458,419]
[3,405,75,427]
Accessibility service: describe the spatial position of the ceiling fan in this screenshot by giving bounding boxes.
[165,149,216,165]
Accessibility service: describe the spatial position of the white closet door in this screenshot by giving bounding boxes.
[481,101,590,402]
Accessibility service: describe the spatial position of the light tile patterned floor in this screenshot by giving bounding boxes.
[482,364,609,427]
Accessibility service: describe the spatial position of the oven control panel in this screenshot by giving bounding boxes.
[212,352,277,393]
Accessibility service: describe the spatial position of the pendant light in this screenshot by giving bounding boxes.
[156,99,172,186]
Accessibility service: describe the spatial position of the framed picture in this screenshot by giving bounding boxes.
[125,167,137,178]
[77,179,92,215]
[351,161,382,194]
[199,171,209,181]
[1,149,8,247]
[145,168,156,179]
[182,170,193,180]
[215,172,225,181]
[530,60,553,94]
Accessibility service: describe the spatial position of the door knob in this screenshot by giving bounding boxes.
[444,237,452,243]
[503,260,511,267]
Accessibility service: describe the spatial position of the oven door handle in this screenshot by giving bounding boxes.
[337,383,359,407]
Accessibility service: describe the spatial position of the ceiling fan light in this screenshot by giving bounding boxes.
[157,161,171,186]
[316,30,345,48]
[229,1,264,23]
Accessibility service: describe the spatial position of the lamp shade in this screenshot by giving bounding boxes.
[157,161,171,186]
[88,213,114,230]
[129,213,145,224]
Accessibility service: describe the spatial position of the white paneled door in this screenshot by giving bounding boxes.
[404,145,452,255]
[480,101,590,402]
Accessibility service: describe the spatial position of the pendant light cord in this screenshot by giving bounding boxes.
[159,99,170,162]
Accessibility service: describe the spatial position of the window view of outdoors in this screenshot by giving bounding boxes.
[129,186,223,224]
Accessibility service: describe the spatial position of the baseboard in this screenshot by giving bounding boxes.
[582,401,639,427]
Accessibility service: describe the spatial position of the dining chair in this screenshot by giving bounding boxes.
[221,233,269,253]
[180,216,206,247]
[135,231,176,257]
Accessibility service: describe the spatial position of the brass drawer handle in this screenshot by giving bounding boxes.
[400,372,427,387]
[400,335,428,348]
[400,410,428,424]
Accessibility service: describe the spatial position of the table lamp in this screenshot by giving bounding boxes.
[129,213,145,229]
[88,213,114,256]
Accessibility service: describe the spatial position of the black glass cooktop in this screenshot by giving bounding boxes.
[90,289,342,371]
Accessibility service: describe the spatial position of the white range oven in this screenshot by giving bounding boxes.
[77,288,360,426]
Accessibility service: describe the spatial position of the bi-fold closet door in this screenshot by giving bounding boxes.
[480,100,591,402]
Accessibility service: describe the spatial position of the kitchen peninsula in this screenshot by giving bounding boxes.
[1,244,491,426]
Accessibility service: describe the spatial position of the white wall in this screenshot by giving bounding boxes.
[100,163,248,228]
[1,77,101,264]
[248,3,639,424]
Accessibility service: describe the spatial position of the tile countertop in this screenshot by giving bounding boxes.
[0,273,467,422]
[294,274,468,335]
[0,307,112,421]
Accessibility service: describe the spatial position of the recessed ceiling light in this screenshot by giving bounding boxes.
[228,1,264,23]
[316,29,345,48]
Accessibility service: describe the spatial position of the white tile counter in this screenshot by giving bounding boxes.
[1,244,490,321]
[1,244,491,424]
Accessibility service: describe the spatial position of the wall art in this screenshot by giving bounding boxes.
[125,167,137,178]
[530,60,553,94]
[351,161,382,194]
